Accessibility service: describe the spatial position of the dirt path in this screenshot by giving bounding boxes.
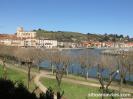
[34,73,57,99]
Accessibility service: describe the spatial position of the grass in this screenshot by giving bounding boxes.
[41,76,133,99]
[0,65,36,91]
[41,77,120,99]
[0,63,132,99]
[49,73,133,90]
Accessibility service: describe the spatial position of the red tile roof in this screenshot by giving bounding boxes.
[0,34,25,40]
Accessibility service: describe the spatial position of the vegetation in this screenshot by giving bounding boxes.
[41,77,100,99]
[0,78,37,99]
[0,78,55,99]
[96,55,119,99]
[46,49,133,99]
[0,45,133,99]
[0,65,36,91]
[34,29,87,42]
[14,47,46,89]
[0,46,15,80]
[48,51,72,98]
[114,52,133,97]
[33,28,133,42]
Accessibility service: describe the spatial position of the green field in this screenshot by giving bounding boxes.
[41,77,105,99]
[0,65,36,91]
[41,77,123,99]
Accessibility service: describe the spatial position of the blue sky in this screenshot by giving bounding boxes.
[0,0,133,37]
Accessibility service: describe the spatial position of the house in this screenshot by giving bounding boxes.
[125,42,133,48]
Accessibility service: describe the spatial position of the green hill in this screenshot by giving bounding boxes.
[33,29,132,42]
[33,29,88,42]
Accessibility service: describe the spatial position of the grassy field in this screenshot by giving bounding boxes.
[0,65,36,91]
[41,77,133,99]
[41,77,129,99]
[41,77,117,99]
[0,64,131,99]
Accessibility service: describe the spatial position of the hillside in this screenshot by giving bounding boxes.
[33,29,87,42]
[33,29,132,42]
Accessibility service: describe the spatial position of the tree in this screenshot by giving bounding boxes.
[116,55,126,96]
[103,33,109,41]
[96,54,119,99]
[31,48,46,72]
[52,52,64,89]
[126,52,133,81]
[125,35,130,41]
[78,54,88,78]
[38,28,42,31]
[0,46,16,79]
[52,51,66,99]
[14,48,44,89]
[115,51,133,97]
[77,50,95,79]
[119,34,124,38]
[47,50,56,74]
[61,54,72,76]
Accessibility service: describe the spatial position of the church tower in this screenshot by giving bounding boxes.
[17,27,24,33]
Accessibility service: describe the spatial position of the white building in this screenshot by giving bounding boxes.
[0,39,24,47]
[57,42,78,48]
[57,42,64,47]
[0,39,12,46]
[0,27,58,48]
[36,39,57,48]
[24,39,37,47]
[10,39,24,47]
[16,27,36,38]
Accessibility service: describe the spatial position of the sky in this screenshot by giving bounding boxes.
[0,0,133,37]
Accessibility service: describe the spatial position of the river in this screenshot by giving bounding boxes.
[40,48,133,82]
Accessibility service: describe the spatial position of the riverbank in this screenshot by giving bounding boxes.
[5,61,133,93]
[1,61,133,99]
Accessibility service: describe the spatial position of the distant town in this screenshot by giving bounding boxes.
[0,27,133,49]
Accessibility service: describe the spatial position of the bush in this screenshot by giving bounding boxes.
[0,78,54,99]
